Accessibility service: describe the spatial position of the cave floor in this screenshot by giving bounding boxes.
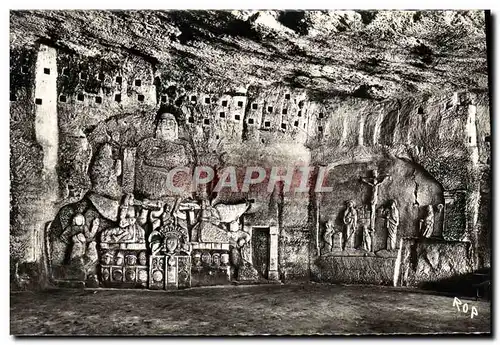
[10,283,491,336]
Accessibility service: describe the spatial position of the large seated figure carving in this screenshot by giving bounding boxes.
[135,109,194,199]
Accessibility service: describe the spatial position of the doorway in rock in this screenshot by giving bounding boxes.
[252,227,270,279]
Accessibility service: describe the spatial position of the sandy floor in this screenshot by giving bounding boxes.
[10,283,491,335]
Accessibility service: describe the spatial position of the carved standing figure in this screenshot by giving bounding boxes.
[360,169,391,230]
[385,200,399,250]
[343,201,358,249]
[323,220,334,253]
[420,205,435,238]
[361,225,373,252]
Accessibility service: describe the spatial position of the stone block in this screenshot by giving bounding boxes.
[313,254,397,286]
[399,238,473,287]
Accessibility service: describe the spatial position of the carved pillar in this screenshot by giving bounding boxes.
[268,225,279,281]
[243,224,253,265]
[122,147,136,194]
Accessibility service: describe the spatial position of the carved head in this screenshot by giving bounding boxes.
[73,214,85,226]
[193,251,202,266]
[115,251,124,265]
[346,200,355,208]
[155,113,178,141]
[212,253,221,266]
[427,205,434,213]
[138,251,147,266]
[237,237,247,248]
[123,194,135,206]
[390,199,397,208]
[372,169,379,178]
[165,236,179,253]
[325,219,335,232]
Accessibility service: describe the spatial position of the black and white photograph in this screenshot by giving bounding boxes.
[8,8,492,336]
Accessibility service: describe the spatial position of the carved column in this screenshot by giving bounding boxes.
[243,224,253,265]
[268,225,279,281]
[122,147,136,194]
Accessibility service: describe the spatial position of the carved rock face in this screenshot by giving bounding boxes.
[90,143,122,200]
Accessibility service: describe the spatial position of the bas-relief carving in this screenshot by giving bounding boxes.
[420,205,435,238]
[361,225,373,252]
[135,112,194,199]
[343,200,357,250]
[419,204,443,239]
[49,130,255,288]
[360,169,391,231]
[48,104,456,289]
[322,220,334,253]
[383,200,399,251]
[59,132,93,201]
[100,194,146,246]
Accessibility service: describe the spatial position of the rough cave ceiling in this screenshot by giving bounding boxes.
[10,10,489,100]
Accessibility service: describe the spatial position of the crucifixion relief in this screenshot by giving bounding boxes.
[360,169,392,231]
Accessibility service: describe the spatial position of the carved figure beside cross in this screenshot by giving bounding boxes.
[360,169,392,230]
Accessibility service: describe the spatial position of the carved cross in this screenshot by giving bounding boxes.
[360,169,391,229]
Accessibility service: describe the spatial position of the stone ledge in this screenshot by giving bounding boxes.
[101,243,147,250]
[321,248,398,258]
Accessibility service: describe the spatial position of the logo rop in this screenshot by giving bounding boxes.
[453,297,478,319]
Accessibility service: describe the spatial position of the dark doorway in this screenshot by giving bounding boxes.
[252,228,270,279]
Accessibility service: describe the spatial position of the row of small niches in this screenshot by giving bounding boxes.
[29,93,147,105]
[189,117,322,131]
[21,67,317,112]
[28,65,148,87]
[23,66,299,106]
[187,109,324,123]
[28,96,325,121]
[185,95,311,113]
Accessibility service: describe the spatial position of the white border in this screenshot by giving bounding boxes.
[2,3,498,344]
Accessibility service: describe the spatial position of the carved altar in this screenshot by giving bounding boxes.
[149,255,191,290]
